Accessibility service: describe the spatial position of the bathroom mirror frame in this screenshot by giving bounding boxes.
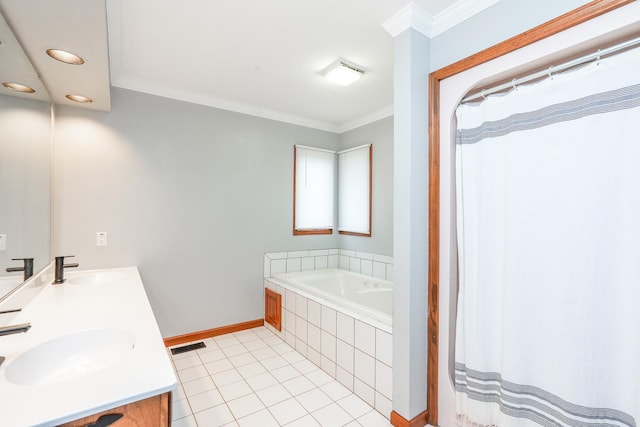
[426,0,632,424]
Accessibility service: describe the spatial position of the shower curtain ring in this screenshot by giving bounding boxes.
[547,66,554,79]
[596,49,601,66]
[480,89,487,100]
[511,78,518,91]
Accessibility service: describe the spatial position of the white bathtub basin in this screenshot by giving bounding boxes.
[5,328,136,386]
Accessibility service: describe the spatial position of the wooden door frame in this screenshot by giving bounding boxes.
[426,1,634,424]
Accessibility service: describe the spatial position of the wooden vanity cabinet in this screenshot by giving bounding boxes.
[57,392,171,427]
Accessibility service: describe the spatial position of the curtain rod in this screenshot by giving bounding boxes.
[461,35,640,104]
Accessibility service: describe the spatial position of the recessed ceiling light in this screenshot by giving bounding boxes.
[323,60,365,86]
[66,94,92,103]
[3,82,35,93]
[46,49,85,65]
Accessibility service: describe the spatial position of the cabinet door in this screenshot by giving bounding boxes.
[58,392,170,427]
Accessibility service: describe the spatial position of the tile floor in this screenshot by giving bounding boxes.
[168,326,391,427]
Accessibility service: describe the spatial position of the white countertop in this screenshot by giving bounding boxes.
[0,266,177,426]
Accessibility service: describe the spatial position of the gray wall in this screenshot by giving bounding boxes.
[0,95,51,282]
[338,116,393,256]
[53,88,341,337]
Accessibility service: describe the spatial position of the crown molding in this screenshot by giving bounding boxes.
[337,105,394,133]
[382,3,434,38]
[431,0,501,37]
[112,77,342,133]
[382,0,501,39]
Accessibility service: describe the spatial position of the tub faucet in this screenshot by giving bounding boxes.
[5,258,34,282]
[53,255,79,284]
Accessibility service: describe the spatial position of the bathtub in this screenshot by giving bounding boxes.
[265,268,394,416]
[271,268,392,327]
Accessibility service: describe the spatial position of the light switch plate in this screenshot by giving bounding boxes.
[96,232,107,247]
[0,234,5,251]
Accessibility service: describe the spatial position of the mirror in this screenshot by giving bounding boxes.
[0,10,51,298]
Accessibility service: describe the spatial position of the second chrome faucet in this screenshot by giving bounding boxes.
[52,255,79,284]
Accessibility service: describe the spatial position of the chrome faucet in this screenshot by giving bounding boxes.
[0,323,31,336]
[5,258,34,282]
[53,255,79,284]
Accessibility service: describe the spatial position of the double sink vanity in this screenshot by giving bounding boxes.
[0,265,177,426]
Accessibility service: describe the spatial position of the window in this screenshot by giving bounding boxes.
[338,144,372,236]
[293,145,335,235]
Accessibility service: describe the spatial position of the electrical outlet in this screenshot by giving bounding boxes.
[0,234,5,251]
[96,232,107,247]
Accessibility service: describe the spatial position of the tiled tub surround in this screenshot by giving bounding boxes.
[264,249,394,282]
[264,272,393,419]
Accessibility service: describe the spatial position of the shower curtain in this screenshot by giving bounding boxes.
[454,45,640,427]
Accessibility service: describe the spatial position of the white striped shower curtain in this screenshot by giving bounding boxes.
[454,45,640,427]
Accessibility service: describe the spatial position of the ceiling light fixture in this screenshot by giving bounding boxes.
[46,49,85,65]
[66,94,92,103]
[323,60,365,86]
[3,82,35,93]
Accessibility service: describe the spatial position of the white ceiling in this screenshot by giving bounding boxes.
[0,0,499,133]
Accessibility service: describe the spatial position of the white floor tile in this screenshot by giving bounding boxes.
[236,361,267,379]
[172,384,187,402]
[218,380,253,401]
[268,397,308,425]
[227,393,265,419]
[260,355,289,370]
[292,359,317,374]
[271,365,301,383]
[173,326,384,427]
[295,388,333,412]
[237,408,280,427]
[271,342,295,354]
[263,335,285,346]
[173,354,202,371]
[205,358,234,375]
[188,388,225,413]
[282,350,306,364]
[215,335,242,348]
[357,410,391,426]
[243,339,269,352]
[200,349,228,364]
[211,368,243,387]
[244,372,279,391]
[311,402,353,426]
[172,398,192,421]
[229,352,258,368]
[172,415,198,427]
[305,369,334,387]
[337,394,372,419]
[281,375,315,396]
[222,344,249,357]
[284,414,321,427]
[256,383,292,407]
[193,403,235,427]
[234,331,260,343]
[319,381,352,401]
[182,376,216,397]
[178,365,209,383]
[253,327,276,338]
[252,347,278,361]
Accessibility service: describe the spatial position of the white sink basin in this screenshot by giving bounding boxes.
[5,329,136,386]
[66,271,127,286]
